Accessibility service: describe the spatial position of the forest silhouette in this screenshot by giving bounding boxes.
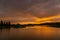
[0,20,60,29]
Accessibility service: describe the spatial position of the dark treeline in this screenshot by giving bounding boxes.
[0,20,60,29]
[0,20,10,26]
[40,22,60,28]
[0,20,26,29]
[0,20,41,29]
[0,20,11,28]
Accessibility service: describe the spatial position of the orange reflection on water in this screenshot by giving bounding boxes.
[26,26,60,37]
[0,26,60,39]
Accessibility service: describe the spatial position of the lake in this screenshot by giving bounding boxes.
[0,26,60,40]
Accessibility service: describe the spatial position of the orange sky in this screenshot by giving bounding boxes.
[0,14,60,24]
[0,0,60,24]
[17,15,60,24]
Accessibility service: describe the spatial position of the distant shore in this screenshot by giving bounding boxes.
[0,20,60,29]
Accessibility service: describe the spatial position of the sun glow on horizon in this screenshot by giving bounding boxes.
[0,14,60,24]
[15,15,60,24]
[35,15,60,24]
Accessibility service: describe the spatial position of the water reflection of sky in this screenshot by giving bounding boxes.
[0,26,60,39]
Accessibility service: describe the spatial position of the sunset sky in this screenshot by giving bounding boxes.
[0,0,60,24]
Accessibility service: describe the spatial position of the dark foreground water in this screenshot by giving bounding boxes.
[0,26,60,40]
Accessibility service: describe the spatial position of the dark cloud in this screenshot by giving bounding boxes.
[28,0,60,18]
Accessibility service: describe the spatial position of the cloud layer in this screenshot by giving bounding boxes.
[0,0,60,23]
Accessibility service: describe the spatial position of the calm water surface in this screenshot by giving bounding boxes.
[0,26,60,40]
